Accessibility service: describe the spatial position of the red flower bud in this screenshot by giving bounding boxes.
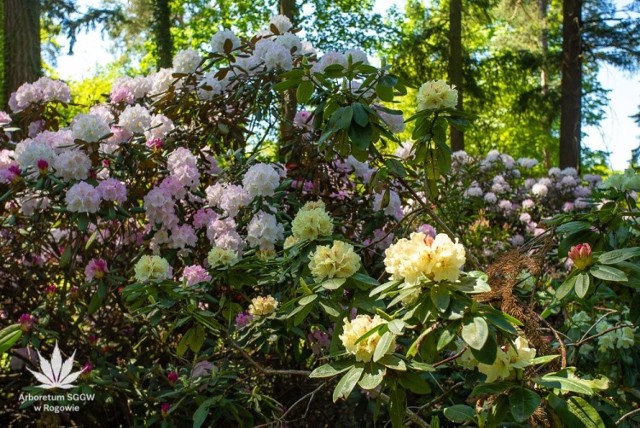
[568,243,593,270]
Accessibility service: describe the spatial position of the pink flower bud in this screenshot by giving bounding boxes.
[45,284,57,297]
[167,371,178,384]
[36,159,49,173]
[160,403,171,417]
[568,243,593,270]
[18,313,36,331]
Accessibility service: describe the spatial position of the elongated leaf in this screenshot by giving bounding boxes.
[193,397,221,428]
[0,324,22,354]
[443,405,475,423]
[598,247,640,264]
[590,265,628,282]
[575,273,590,298]
[556,275,577,299]
[373,332,395,362]
[296,80,314,103]
[310,360,354,378]
[398,373,431,394]
[332,366,364,402]
[298,294,318,306]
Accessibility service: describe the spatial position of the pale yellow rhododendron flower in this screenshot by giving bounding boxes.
[291,205,333,241]
[384,233,465,285]
[249,295,279,316]
[507,337,537,368]
[283,235,299,249]
[340,315,395,362]
[134,255,172,282]
[417,80,458,111]
[477,349,511,383]
[308,241,361,281]
[207,247,239,268]
[301,200,326,211]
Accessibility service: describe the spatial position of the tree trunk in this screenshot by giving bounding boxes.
[153,0,173,69]
[3,0,41,108]
[559,0,582,169]
[448,0,464,151]
[539,0,553,168]
[278,0,298,162]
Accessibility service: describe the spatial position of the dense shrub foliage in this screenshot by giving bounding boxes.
[1,15,640,427]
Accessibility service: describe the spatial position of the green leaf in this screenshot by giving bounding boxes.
[188,325,205,353]
[398,373,431,394]
[77,213,89,232]
[536,376,593,395]
[352,103,369,127]
[590,265,628,282]
[354,323,385,345]
[348,122,373,151]
[375,82,394,101]
[87,290,104,314]
[332,366,364,402]
[443,404,475,423]
[321,278,347,290]
[350,272,380,287]
[358,365,386,390]
[530,354,560,365]
[484,312,518,335]
[575,273,590,298]
[310,360,354,378]
[387,319,405,335]
[556,275,577,300]
[509,387,541,423]
[298,294,318,306]
[60,245,73,267]
[177,333,189,357]
[193,397,221,428]
[548,394,605,428]
[385,159,407,178]
[296,79,314,103]
[462,317,489,350]
[389,386,406,428]
[378,354,407,371]
[319,300,341,318]
[597,247,640,264]
[369,280,400,297]
[471,381,513,397]
[470,333,498,365]
[273,77,301,91]
[430,286,450,312]
[436,323,458,351]
[556,221,592,234]
[0,324,22,354]
[373,331,395,362]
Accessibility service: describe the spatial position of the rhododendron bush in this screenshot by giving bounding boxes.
[1,15,640,427]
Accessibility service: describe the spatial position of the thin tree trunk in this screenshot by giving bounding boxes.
[539,0,553,168]
[153,0,173,69]
[449,0,464,151]
[559,0,582,169]
[278,0,298,162]
[3,0,41,108]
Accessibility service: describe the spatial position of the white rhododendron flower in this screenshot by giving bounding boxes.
[53,150,92,182]
[71,114,110,143]
[242,163,280,198]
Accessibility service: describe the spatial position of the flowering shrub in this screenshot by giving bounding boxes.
[0,14,639,428]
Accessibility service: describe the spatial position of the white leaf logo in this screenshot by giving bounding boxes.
[26,342,85,389]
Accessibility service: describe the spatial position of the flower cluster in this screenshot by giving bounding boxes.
[340,315,394,362]
[308,241,361,281]
[458,337,536,382]
[384,232,466,285]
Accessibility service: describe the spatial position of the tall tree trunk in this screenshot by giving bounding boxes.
[539,0,553,168]
[3,0,41,108]
[560,0,582,169]
[153,0,173,69]
[449,0,464,151]
[278,0,298,162]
